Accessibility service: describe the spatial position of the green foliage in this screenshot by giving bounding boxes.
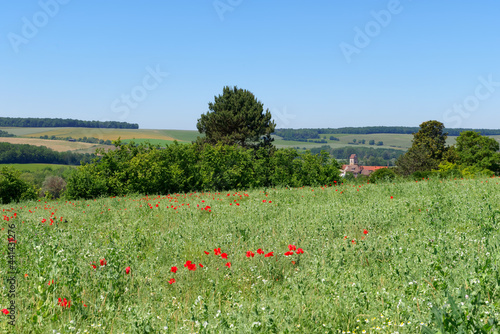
[65,142,341,199]
[0,142,94,165]
[423,288,498,334]
[0,116,138,128]
[0,129,15,137]
[0,167,38,203]
[397,121,449,176]
[455,131,500,173]
[368,168,396,183]
[196,86,276,148]
[310,145,403,166]
[274,126,500,138]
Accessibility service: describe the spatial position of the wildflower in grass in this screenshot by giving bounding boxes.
[221,253,228,259]
[58,298,71,308]
[91,263,97,269]
[225,262,231,268]
[171,266,178,273]
[246,251,255,258]
[363,229,368,235]
[284,251,294,256]
[352,239,356,244]
[125,266,131,274]
[204,251,210,255]
[296,248,304,254]
[100,259,107,266]
[264,252,274,257]
[199,263,203,267]
[288,244,296,251]
[257,248,264,255]
[185,261,196,271]
[390,196,393,199]
[2,309,9,315]
[169,278,175,284]
[214,248,221,256]
[48,279,54,285]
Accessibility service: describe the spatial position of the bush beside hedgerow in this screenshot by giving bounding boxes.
[65,141,341,199]
[0,167,38,204]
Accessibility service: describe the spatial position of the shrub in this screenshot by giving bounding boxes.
[368,168,396,183]
[42,176,67,199]
[65,142,341,199]
[0,167,38,204]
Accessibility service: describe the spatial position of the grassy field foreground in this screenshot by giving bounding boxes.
[1,178,500,333]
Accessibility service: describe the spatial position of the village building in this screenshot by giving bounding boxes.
[340,154,387,177]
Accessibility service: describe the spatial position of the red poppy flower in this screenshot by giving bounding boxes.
[2,309,9,315]
[199,263,203,267]
[100,259,107,266]
[257,248,264,255]
[363,229,368,235]
[390,196,393,199]
[125,266,131,274]
[225,262,231,268]
[288,244,296,251]
[351,240,356,244]
[246,251,255,258]
[91,264,97,269]
[58,298,71,308]
[169,278,176,284]
[284,251,294,256]
[221,253,228,259]
[296,248,304,254]
[204,251,210,255]
[214,248,221,256]
[264,252,274,257]
[171,266,178,273]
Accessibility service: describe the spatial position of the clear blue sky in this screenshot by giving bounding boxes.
[1,1,499,130]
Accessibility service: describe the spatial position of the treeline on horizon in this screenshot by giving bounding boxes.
[310,146,404,166]
[274,126,500,140]
[0,142,94,165]
[0,117,139,129]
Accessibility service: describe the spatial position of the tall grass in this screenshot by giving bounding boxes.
[1,177,499,333]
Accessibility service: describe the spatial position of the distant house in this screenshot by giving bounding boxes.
[68,138,76,142]
[340,154,387,177]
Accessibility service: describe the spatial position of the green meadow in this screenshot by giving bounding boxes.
[0,164,73,172]
[1,177,499,333]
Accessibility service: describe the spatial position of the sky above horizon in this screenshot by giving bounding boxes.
[1,1,499,130]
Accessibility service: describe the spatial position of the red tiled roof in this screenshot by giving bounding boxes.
[349,154,356,159]
[361,166,387,171]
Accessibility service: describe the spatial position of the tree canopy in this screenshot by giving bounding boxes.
[396,120,448,176]
[455,131,500,173]
[196,86,276,148]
